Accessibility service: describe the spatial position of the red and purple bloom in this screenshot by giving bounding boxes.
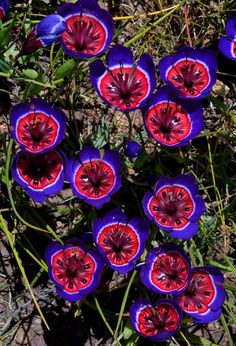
[0,0,9,20]
[57,0,114,58]
[158,46,218,99]
[140,243,191,295]
[142,175,206,240]
[10,98,66,154]
[89,45,156,111]
[218,16,236,61]
[66,147,121,209]
[45,238,104,302]
[143,87,204,147]
[176,266,226,324]
[11,149,66,203]
[92,209,150,274]
[130,298,183,342]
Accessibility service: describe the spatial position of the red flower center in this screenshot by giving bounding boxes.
[16,111,59,152]
[145,102,191,145]
[75,160,115,199]
[233,40,236,57]
[0,9,4,20]
[137,303,179,337]
[150,252,189,291]
[167,59,209,97]
[99,66,149,110]
[61,14,106,55]
[97,223,139,266]
[149,185,194,229]
[17,150,63,190]
[178,271,215,313]
[52,247,96,293]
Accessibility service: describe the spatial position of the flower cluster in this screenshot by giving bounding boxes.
[10,98,122,205]
[5,2,231,341]
[130,243,226,341]
[10,98,67,202]
[219,16,236,61]
[22,0,113,58]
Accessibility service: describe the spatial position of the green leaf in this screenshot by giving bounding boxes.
[55,59,76,79]
[0,28,10,49]
[0,57,12,73]
[27,74,44,97]
[123,323,134,340]
[22,69,39,79]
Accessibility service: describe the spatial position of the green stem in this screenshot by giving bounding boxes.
[0,213,49,330]
[93,295,122,346]
[206,137,225,225]
[115,270,137,337]
[125,0,186,47]
[5,138,62,243]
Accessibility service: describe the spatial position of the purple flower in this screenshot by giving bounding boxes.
[125,139,142,158]
[10,98,66,154]
[11,149,66,203]
[176,266,226,323]
[45,238,104,302]
[159,46,218,99]
[142,175,206,240]
[89,45,156,111]
[58,0,113,58]
[0,0,9,20]
[130,298,183,342]
[218,16,236,62]
[66,147,121,209]
[140,243,191,295]
[92,209,150,274]
[143,86,204,147]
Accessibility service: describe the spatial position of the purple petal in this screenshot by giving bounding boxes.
[172,175,199,196]
[142,191,156,222]
[79,146,101,163]
[225,15,236,37]
[154,176,173,194]
[56,286,86,302]
[137,53,156,100]
[158,55,173,84]
[218,36,236,61]
[192,308,223,324]
[36,14,66,46]
[102,149,121,174]
[106,45,134,68]
[169,221,199,240]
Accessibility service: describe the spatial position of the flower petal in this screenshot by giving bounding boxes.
[107,45,134,68]
[36,14,66,46]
